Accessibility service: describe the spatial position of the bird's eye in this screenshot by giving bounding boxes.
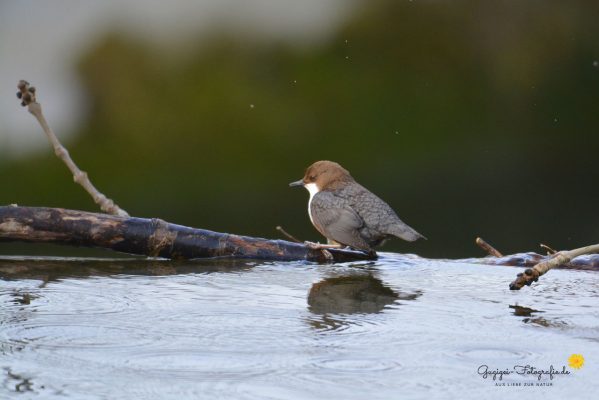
[309,175,316,181]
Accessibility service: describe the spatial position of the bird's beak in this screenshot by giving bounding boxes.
[289,179,304,188]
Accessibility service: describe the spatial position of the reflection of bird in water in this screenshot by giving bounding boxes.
[308,273,421,315]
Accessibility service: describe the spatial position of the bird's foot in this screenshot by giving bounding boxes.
[365,249,378,258]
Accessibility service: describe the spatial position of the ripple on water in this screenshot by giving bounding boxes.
[0,322,156,351]
[446,347,540,362]
[16,278,138,317]
[280,356,404,395]
[121,350,277,380]
[313,357,402,372]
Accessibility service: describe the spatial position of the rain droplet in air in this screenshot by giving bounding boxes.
[250,104,255,109]
[593,60,598,67]
[554,118,558,123]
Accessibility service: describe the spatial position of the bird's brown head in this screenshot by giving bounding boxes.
[289,160,354,191]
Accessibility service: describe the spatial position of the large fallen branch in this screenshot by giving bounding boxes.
[0,206,373,263]
[2,206,599,271]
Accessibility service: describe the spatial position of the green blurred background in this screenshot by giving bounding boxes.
[1,0,598,258]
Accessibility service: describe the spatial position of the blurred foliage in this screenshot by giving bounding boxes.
[1,0,598,258]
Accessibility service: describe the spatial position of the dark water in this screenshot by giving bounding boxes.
[1,254,597,399]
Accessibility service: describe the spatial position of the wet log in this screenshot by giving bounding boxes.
[0,206,373,263]
[2,206,599,270]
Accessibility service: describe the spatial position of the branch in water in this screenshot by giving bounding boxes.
[509,243,599,290]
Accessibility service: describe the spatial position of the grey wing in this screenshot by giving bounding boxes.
[348,184,426,242]
[310,191,372,251]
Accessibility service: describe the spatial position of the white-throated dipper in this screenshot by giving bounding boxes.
[289,160,425,252]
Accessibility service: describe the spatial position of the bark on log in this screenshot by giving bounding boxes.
[0,206,373,263]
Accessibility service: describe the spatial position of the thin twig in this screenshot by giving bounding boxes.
[475,237,503,257]
[509,243,599,290]
[17,80,129,217]
[303,241,344,250]
[276,225,301,243]
[540,243,557,255]
[275,226,342,261]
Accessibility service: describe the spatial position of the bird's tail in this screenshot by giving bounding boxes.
[388,223,426,242]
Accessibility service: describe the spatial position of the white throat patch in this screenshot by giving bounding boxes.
[304,183,320,224]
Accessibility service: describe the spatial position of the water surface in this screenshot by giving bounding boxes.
[1,254,598,399]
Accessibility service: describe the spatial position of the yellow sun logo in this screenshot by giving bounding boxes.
[568,354,585,369]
